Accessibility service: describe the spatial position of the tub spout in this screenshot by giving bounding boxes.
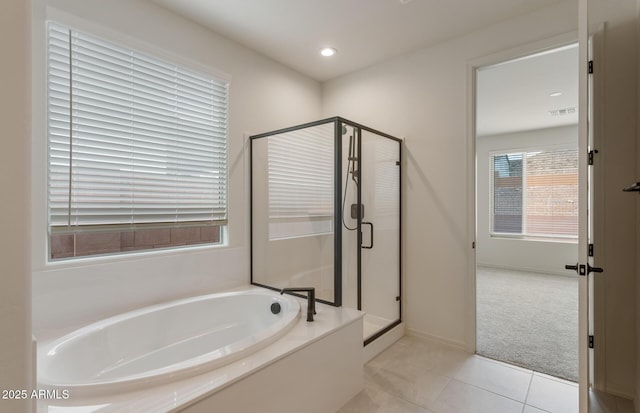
[280,288,316,322]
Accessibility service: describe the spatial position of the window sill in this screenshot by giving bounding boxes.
[45,240,228,268]
[489,234,578,244]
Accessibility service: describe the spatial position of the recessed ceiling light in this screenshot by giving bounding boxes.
[549,92,563,97]
[320,48,336,57]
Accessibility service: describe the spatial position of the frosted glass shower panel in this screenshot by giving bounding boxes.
[251,122,336,303]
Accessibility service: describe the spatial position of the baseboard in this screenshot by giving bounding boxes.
[363,323,404,363]
[603,384,635,402]
[405,328,467,351]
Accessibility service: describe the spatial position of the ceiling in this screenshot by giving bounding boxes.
[149,0,577,136]
[151,0,566,82]
[476,44,578,136]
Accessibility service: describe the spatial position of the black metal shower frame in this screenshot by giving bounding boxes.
[249,116,403,344]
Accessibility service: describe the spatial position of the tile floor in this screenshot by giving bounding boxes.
[337,335,635,413]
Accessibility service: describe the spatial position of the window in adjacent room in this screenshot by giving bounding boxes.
[47,22,228,260]
[490,147,578,240]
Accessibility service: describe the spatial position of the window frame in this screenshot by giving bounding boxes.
[489,144,579,242]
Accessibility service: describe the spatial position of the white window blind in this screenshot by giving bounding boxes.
[491,147,578,239]
[47,23,228,233]
[371,138,400,217]
[267,123,334,238]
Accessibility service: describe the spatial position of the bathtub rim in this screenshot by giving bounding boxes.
[37,288,301,396]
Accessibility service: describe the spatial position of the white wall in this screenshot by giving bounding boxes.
[0,2,33,412]
[476,126,579,275]
[322,1,579,348]
[30,0,322,338]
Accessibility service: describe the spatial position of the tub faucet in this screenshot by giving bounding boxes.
[280,287,316,322]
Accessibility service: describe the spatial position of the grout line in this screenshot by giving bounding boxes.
[447,377,527,406]
[428,375,452,408]
[365,380,436,412]
[525,404,554,413]
[475,353,535,374]
[523,373,534,409]
[476,351,579,386]
[532,371,579,387]
[448,357,534,404]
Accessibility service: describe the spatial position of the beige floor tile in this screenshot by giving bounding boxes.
[526,373,579,413]
[451,355,533,402]
[336,386,433,413]
[589,389,636,413]
[523,405,548,413]
[431,379,524,413]
[590,390,620,413]
[368,336,469,378]
[338,335,601,413]
[365,363,450,409]
[616,397,636,413]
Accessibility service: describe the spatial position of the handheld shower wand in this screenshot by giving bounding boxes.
[342,125,361,231]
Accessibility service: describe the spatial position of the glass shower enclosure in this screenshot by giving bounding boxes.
[250,117,401,344]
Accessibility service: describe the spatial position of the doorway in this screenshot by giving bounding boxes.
[474,44,580,381]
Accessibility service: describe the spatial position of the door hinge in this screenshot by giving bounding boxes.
[588,244,594,257]
[395,161,401,166]
[472,241,476,249]
[588,335,594,348]
[588,60,594,74]
[588,149,599,165]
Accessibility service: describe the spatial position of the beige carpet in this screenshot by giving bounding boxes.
[476,266,579,382]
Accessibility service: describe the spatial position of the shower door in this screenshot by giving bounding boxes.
[356,125,402,344]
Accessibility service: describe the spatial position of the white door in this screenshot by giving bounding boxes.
[576,0,596,410]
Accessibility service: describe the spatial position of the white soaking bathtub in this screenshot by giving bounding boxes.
[37,289,300,397]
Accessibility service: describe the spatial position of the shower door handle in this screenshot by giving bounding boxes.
[361,221,374,249]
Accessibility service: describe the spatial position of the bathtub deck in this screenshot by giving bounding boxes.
[37,288,364,413]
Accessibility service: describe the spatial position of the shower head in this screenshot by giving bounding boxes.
[342,124,348,135]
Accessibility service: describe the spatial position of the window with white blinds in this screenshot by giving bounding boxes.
[47,22,228,236]
[267,123,334,239]
[490,147,578,239]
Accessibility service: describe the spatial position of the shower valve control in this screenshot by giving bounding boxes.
[351,203,364,219]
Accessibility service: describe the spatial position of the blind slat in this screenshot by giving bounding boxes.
[47,22,228,229]
[266,124,334,218]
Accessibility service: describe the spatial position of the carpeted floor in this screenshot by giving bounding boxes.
[476,266,579,382]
